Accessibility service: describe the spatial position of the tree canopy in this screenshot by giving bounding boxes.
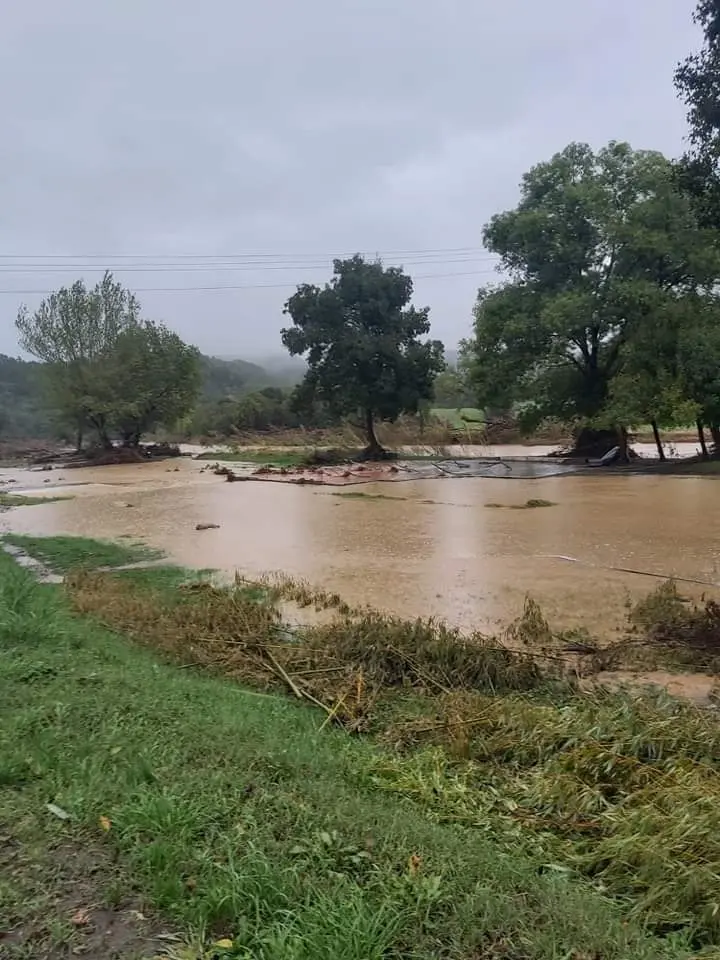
[463,141,720,450]
[97,321,201,447]
[675,0,720,228]
[16,274,201,449]
[281,255,444,454]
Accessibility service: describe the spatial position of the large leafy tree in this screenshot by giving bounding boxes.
[102,322,201,446]
[674,1,720,453]
[16,273,140,448]
[16,274,200,448]
[604,297,699,459]
[281,255,444,455]
[432,366,476,409]
[676,296,720,451]
[464,142,719,448]
[675,1,720,228]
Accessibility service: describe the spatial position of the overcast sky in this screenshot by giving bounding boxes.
[0,0,702,361]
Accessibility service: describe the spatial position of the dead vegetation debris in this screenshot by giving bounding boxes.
[484,499,557,510]
[205,463,246,481]
[594,581,720,673]
[64,570,550,734]
[371,687,720,943]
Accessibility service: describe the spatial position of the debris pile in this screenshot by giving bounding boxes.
[65,570,548,733]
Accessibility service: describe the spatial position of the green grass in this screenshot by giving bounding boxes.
[2,533,163,573]
[111,564,216,594]
[196,450,306,467]
[0,551,688,959]
[430,407,485,429]
[0,493,73,507]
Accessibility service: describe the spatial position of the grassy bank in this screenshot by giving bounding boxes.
[196,450,308,467]
[2,533,163,573]
[0,543,698,958]
[0,493,72,508]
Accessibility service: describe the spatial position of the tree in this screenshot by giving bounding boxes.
[675,1,720,228]
[281,255,444,456]
[16,273,140,448]
[464,142,719,450]
[605,298,699,459]
[675,296,720,452]
[16,274,201,448]
[674,0,720,454]
[432,366,476,409]
[103,322,201,446]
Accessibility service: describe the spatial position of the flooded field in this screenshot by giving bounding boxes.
[2,446,718,638]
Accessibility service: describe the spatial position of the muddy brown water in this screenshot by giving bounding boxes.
[1,448,718,644]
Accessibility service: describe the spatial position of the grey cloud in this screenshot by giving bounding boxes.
[0,0,702,358]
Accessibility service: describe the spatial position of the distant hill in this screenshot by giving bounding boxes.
[0,354,55,438]
[216,353,305,387]
[0,352,293,440]
[202,356,270,399]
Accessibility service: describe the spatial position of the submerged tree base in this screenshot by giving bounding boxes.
[64,442,183,468]
[356,444,398,462]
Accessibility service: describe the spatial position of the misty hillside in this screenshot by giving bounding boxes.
[0,352,297,440]
[215,353,305,385]
[201,356,270,398]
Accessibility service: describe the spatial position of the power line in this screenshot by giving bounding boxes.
[0,245,488,261]
[0,256,496,275]
[0,268,498,296]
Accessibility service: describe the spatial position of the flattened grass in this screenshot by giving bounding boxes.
[0,550,682,959]
[374,688,720,943]
[2,533,163,573]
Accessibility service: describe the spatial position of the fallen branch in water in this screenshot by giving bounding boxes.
[539,555,720,588]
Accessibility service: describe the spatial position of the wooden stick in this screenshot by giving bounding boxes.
[264,650,334,716]
[409,714,489,736]
[264,649,304,699]
[540,555,720,588]
[388,645,452,694]
[318,695,347,732]
[291,665,346,677]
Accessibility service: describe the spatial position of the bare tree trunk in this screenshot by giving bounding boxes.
[91,423,114,450]
[75,425,84,453]
[363,408,384,458]
[697,419,709,459]
[651,420,665,461]
[616,425,629,463]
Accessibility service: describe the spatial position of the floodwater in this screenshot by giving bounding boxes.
[2,448,719,640]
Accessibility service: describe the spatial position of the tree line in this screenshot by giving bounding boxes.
[8,0,720,458]
[10,258,448,454]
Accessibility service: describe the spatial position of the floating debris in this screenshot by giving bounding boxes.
[234,458,586,487]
